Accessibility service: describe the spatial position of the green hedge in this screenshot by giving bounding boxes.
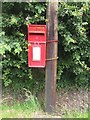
[1,2,90,90]
[57,2,90,88]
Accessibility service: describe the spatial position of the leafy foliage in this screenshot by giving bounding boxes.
[57,2,90,88]
[1,2,90,90]
[1,2,46,90]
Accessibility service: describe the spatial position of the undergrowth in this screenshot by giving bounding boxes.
[1,94,41,118]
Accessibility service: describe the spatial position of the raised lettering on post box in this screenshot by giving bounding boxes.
[28,24,46,68]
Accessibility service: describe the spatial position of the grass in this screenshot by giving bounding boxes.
[63,110,89,118]
[1,87,89,118]
[1,96,41,118]
[1,102,89,119]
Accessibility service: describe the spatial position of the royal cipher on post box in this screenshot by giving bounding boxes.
[28,24,46,68]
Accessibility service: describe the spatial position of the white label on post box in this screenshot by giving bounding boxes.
[33,46,41,61]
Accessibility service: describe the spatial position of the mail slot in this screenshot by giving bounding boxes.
[28,24,46,68]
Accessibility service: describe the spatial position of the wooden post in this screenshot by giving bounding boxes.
[45,0,58,113]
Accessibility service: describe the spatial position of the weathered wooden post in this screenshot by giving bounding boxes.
[45,0,58,113]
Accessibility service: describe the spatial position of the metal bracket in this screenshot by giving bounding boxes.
[46,57,58,61]
[46,40,58,43]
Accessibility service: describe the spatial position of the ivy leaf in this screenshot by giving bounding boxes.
[10,15,17,25]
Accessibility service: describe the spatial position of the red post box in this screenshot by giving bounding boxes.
[28,24,46,68]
